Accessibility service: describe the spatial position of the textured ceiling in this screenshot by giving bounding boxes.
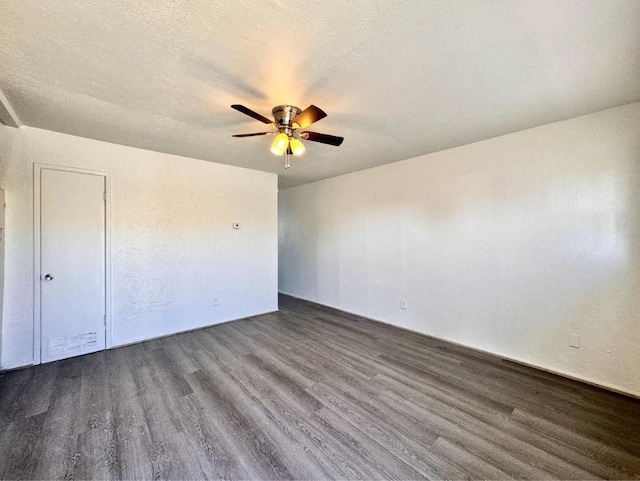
[1,1,639,188]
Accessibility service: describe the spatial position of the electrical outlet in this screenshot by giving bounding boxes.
[568,334,580,348]
[401,299,407,310]
[213,298,219,306]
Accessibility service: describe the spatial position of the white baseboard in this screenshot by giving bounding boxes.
[0,361,34,373]
[278,292,640,399]
[111,309,279,350]
[1,309,279,372]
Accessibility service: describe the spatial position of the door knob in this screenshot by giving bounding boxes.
[44,273,55,281]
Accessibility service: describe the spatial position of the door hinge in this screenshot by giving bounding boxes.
[104,314,107,327]
[103,191,107,201]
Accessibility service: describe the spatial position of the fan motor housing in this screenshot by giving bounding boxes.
[272,105,301,134]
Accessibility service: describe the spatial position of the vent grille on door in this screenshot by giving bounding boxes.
[48,332,97,357]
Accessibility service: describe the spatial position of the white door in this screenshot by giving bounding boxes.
[40,168,106,363]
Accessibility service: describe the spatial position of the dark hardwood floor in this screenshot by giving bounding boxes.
[1,294,639,480]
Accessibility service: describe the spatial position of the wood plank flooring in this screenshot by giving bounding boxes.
[1,294,639,480]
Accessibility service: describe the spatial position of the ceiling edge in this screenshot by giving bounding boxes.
[0,89,22,128]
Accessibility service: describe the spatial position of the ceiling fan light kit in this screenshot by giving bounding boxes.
[270,132,289,156]
[289,138,305,156]
[231,103,344,170]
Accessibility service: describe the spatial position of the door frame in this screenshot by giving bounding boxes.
[33,163,112,364]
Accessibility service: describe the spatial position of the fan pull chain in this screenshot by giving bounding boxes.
[284,152,291,169]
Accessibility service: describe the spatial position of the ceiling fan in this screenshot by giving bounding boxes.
[231,104,344,169]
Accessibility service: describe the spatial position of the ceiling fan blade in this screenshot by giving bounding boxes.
[301,131,344,146]
[232,132,271,137]
[292,105,327,129]
[231,104,273,124]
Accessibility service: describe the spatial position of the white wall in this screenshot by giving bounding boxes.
[0,126,278,369]
[279,102,640,396]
